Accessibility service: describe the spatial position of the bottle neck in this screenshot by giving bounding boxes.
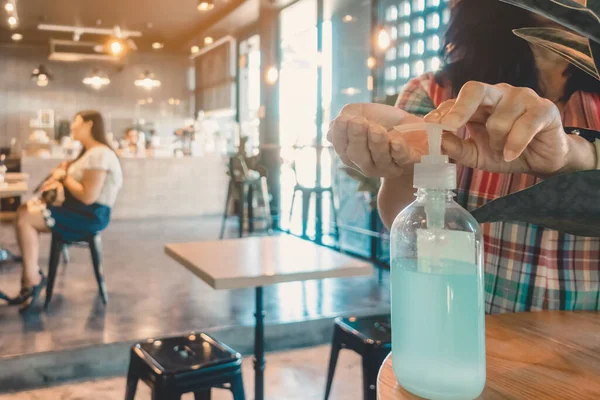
[415,188,455,203]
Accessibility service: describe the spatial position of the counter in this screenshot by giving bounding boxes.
[21,154,229,220]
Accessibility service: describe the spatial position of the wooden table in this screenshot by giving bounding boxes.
[377,312,600,399]
[165,235,372,400]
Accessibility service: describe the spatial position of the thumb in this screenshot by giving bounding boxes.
[442,133,478,168]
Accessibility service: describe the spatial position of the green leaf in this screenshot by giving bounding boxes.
[513,27,599,79]
[500,0,600,43]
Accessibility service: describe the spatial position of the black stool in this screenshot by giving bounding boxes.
[125,333,246,400]
[324,315,391,400]
[220,155,272,239]
[45,232,106,310]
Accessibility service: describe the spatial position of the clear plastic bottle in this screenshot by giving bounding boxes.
[390,123,486,400]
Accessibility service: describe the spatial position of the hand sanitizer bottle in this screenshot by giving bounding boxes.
[390,123,486,399]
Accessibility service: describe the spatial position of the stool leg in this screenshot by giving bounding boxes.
[89,236,108,305]
[220,181,233,240]
[329,189,339,239]
[124,365,138,400]
[260,177,272,233]
[324,326,343,400]
[44,236,62,310]
[152,388,180,400]
[247,185,254,234]
[288,189,297,228]
[362,350,388,400]
[61,245,70,265]
[237,183,245,238]
[301,190,311,238]
[194,389,211,400]
[230,371,246,400]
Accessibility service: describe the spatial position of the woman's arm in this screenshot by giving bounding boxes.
[63,170,107,205]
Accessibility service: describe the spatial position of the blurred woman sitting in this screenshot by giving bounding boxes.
[2,110,123,311]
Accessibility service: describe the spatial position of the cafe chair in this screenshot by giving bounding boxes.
[125,332,246,400]
[324,315,391,400]
[220,155,272,239]
[288,146,339,239]
[45,232,107,310]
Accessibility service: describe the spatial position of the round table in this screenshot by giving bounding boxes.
[377,312,600,399]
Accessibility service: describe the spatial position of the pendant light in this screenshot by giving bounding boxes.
[83,68,110,90]
[31,64,52,87]
[134,70,161,90]
[197,0,214,11]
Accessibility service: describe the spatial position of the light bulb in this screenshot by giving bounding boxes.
[4,2,14,12]
[109,40,124,55]
[377,29,391,51]
[204,37,214,45]
[197,0,214,11]
[152,42,164,50]
[8,16,18,27]
[266,66,278,85]
[11,33,22,41]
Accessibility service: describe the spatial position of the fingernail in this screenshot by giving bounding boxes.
[370,131,383,143]
[424,110,441,122]
[391,141,403,151]
[504,149,518,162]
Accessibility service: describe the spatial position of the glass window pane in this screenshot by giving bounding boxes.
[385,66,397,81]
[400,22,410,37]
[429,57,441,71]
[399,1,411,17]
[412,39,424,55]
[400,63,410,78]
[385,47,397,61]
[386,86,396,95]
[412,17,425,33]
[426,13,440,29]
[389,26,398,40]
[412,0,425,12]
[443,8,450,23]
[427,0,440,7]
[386,5,398,22]
[426,35,440,51]
[413,60,425,76]
[399,42,410,58]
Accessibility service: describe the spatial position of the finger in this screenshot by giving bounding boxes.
[441,132,479,168]
[330,115,354,167]
[368,123,394,171]
[346,116,375,173]
[441,81,505,129]
[424,100,455,124]
[390,137,420,165]
[504,101,558,161]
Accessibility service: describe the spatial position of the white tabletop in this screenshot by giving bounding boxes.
[165,235,373,290]
[5,173,29,183]
[0,182,28,198]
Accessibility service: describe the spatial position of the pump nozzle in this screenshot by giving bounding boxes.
[393,123,456,190]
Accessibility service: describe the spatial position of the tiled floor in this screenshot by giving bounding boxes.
[0,216,389,357]
[0,345,365,400]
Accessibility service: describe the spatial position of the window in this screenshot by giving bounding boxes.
[378,0,450,92]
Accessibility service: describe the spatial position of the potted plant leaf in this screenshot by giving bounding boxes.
[469,0,600,237]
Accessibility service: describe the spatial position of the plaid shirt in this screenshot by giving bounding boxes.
[396,73,600,314]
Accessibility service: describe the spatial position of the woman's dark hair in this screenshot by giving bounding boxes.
[437,0,600,99]
[74,110,115,161]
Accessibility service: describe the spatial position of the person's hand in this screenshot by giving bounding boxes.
[327,103,428,178]
[40,180,65,206]
[50,162,68,181]
[425,81,597,176]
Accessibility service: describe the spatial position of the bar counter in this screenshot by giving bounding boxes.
[21,153,228,220]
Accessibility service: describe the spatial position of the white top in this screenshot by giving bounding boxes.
[67,146,123,207]
[164,235,372,290]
